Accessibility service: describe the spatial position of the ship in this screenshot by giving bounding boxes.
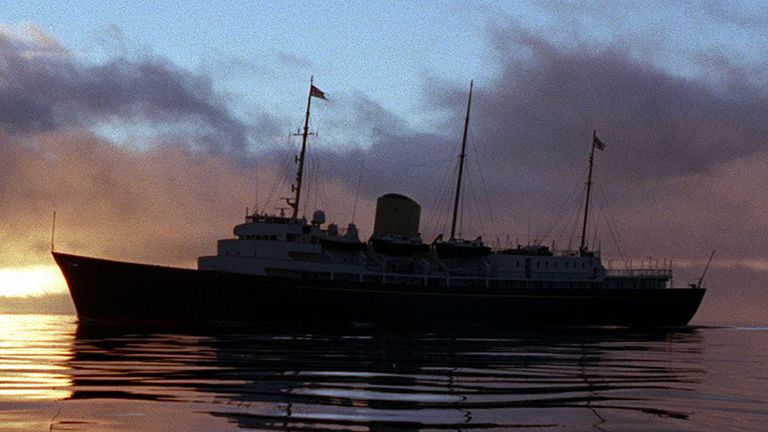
[53,79,706,326]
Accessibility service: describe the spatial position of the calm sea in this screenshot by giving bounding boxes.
[0,314,766,431]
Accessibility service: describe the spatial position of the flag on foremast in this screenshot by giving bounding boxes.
[310,85,327,100]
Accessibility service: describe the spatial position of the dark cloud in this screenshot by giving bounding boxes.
[0,30,281,154]
[478,27,768,182]
[697,0,768,29]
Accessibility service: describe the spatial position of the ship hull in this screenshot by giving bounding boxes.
[53,252,705,327]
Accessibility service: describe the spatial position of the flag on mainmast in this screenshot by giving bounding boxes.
[310,85,327,100]
[592,133,606,151]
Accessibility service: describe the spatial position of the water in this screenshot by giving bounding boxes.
[1,315,766,431]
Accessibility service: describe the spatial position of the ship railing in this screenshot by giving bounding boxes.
[602,257,672,278]
[493,246,604,257]
[552,249,600,257]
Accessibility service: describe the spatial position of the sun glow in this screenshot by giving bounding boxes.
[0,266,67,297]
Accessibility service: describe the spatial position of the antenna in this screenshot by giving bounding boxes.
[50,211,57,253]
[351,164,364,224]
[697,250,716,288]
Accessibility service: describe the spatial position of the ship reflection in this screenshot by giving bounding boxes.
[68,323,704,431]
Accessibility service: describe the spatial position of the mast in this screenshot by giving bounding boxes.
[289,77,315,219]
[449,80,473,240]
[580,130,598,251]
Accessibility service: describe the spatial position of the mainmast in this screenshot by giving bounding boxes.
[288,77,326,219]
[449,80,473,240]
[580,130,604,251]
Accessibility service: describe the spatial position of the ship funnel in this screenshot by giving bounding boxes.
[373,193,421,237]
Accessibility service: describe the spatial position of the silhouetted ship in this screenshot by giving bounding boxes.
[53,80,705,326]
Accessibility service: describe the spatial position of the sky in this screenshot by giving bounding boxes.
[0,1,767,324]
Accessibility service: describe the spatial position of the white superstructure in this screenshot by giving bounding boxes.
[197,205,670,291]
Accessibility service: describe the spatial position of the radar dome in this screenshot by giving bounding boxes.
[311,210,326,226]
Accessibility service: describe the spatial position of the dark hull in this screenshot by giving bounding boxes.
[53,252,705,327]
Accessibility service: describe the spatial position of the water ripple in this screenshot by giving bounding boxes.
[1,316,767,431]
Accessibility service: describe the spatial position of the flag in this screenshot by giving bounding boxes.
[593,134,606,151]
[310,85,327,100]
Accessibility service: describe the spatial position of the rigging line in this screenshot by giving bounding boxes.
[317,158,331,213]
[557,183,586,250]
[305,147,328,218]
[541,164,589,244]
[567,190,585,250]
[277,149,297,209]
[302,152,311,218]
[263,134,297,214]
[560,193,583,249]
[591,211,600,252]
[308,145,327,212]
[305,150,316,215]
[526,203,532,245]
[252,159,259,214]
[469,130,501,244]
[571,164,593,248]
[351,160,365,224]
[435,168,455,238]
[594,186,627,258]
[459,186,465,238]
[425,153,459,238]
[571,184,589,247]
[593,186,618,255]
[536,177,585,246]
[438,179,453,238]
[466,169,486,240]
[302,115,316,218]
[446,150,461,235]
[464,169,475,237]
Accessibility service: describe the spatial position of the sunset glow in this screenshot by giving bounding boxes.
[0,266,66,298]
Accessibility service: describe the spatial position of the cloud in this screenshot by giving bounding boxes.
[483,27,768,181]
[0,23,72,59]
[697,1,768,29]
[0,25,283,154]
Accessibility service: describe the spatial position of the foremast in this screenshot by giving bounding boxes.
[288,77,326,219]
